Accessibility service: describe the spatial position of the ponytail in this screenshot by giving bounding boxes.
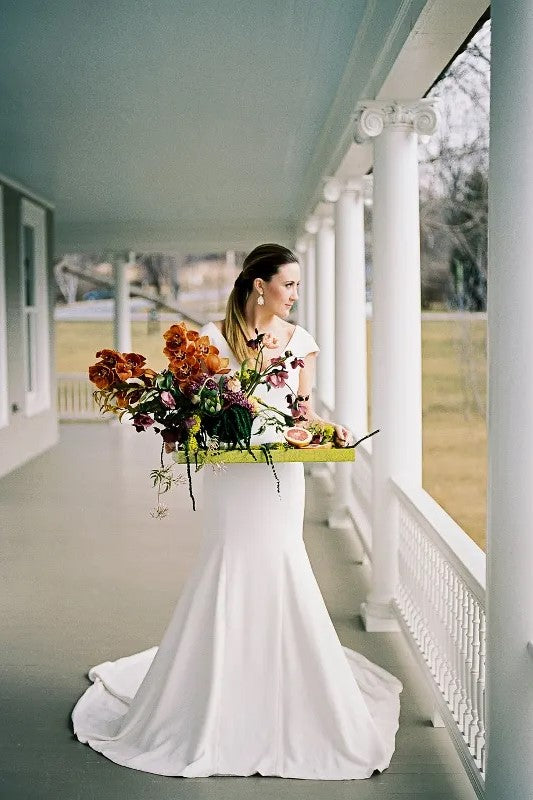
[223,280,257,365]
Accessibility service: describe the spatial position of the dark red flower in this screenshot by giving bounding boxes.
[132,413,154,432]
[265,369,289,389]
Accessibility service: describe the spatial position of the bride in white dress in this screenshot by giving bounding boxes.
[71,243,402,779]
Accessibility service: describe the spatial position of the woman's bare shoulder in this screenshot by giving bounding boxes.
[213,319,224,332]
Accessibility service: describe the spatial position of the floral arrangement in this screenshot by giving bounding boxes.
[306,420,336,446]
[88,321,311,516]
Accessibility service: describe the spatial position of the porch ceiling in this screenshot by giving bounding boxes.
[0,0,486,254]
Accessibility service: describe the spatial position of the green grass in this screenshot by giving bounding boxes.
[55,316,487,551]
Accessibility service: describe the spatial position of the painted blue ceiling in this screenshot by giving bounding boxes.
[1,1,370,243]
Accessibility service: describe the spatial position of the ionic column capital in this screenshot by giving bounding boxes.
[323,176,364,203]
[304,216,319,235]
[354,99,438,143]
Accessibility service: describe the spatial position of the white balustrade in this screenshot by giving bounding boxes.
[392,479,486,788]
[56,373,110,421]
[342,433,486,790]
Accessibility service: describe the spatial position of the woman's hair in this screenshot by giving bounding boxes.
[223,243,299,364]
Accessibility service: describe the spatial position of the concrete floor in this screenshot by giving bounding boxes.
[0,423,478,800]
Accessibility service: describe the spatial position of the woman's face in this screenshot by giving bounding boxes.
[258,262,300,318]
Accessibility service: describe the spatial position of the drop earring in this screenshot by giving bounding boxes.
[257,292,265,306]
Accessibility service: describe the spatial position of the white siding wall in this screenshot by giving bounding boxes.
[0,179,58,478]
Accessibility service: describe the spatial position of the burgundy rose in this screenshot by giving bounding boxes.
[290,357,305,369]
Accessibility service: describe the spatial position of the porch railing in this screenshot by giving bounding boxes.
[392,480,486,796]
[345,454,486,795]
[318,395,486,796]
[57,373,108,421]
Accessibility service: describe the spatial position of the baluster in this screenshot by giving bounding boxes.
[405,520,417,633]
[441,562,451,701]
[427,547,439,676]
[455,583,469,729]
[420,538,431,661]
[413,528,424,645]
[450,573,462,718]
[467,598,481,752]
[461,591,474,737]
[475,610,486,773]
[435,555,448,692]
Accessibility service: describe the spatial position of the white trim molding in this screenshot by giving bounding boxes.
[0,187,8,428]
[21,198,51,417]
[0,172,54,210]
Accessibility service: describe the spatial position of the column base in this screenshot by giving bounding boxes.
[360,601,400,632]
[327,507,353,530]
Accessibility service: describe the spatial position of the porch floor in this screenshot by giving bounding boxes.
[0,423,477,800]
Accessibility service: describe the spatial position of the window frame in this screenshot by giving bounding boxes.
[20,198,50,417]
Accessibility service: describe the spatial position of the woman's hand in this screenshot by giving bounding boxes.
[333,424,354,448]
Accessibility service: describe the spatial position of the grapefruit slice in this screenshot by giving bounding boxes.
[284,426,313,448]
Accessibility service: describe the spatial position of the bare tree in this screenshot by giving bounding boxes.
[418,19,490,418]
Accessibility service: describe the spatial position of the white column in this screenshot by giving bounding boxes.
[354,100,437,631]
[314,214,335,413]
[304,218,318,339]
[294,236,307,328]
[324,178,368,529]
[486,3,533,796]
[113,252,132,353]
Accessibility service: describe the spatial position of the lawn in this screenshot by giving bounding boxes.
[55,316,487,550]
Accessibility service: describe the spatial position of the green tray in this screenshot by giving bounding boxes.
[172,446,355,464]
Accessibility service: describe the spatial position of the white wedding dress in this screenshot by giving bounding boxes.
[71,322,402,779]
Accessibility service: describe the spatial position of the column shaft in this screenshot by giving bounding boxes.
[295,244,307,328]
[328,183,368,529]
[113,256,132,353]
[305,234,316,338]
[486,2,533,796]
[315,219,335,412]
[359,109,426,631]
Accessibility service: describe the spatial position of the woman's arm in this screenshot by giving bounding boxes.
[296,353,353,447]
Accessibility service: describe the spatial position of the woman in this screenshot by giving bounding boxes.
[71,243,402,779]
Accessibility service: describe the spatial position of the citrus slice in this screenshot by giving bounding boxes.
[284,426,313,448]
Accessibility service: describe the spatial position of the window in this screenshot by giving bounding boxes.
[0,187,7,428]
[21,198,50,416]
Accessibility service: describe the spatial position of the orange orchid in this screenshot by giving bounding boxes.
[95,348,126,366]
[195,335,219,359]
[89,362,117,390]
[203,351,230,375]
[122,352,147,377]
[162,323,189,352]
